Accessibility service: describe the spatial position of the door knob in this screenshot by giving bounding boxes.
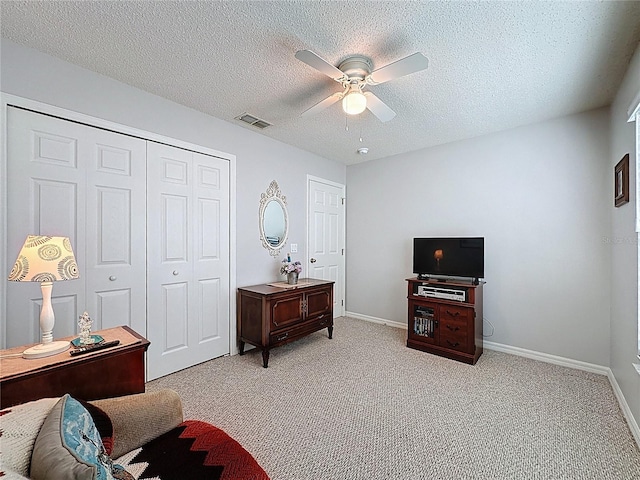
[310,258,317,263]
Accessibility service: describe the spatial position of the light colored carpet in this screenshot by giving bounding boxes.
[146,317,640,479]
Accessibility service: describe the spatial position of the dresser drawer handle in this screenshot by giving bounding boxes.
[109,275,117,281]
[446,325,460,332]
[276,333,289,341]
[445,310,460,317]
[446,340,460,348]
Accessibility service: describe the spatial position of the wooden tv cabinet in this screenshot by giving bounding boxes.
[237,278,334,368]
[406,278,483,364]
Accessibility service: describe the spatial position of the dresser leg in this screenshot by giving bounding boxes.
[328,326,333,339]
[262,349,270,368]
[239,341,245,355]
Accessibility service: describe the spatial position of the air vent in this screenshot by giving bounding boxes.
[235,113,272,129]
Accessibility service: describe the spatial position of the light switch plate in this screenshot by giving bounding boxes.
[290,243,298,253]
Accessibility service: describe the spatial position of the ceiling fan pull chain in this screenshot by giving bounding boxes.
[345,114,349,132]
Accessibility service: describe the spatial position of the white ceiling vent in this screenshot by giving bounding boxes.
[236,113,272,129]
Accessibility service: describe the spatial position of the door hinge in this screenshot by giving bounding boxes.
[341,197,345,205]
[342,248,344,255]
[341,300,344,306]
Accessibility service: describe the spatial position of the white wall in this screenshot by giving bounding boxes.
[346,109,611,366]
[0,39,346,345]
[609,44,640,431]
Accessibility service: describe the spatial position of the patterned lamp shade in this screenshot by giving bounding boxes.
[8,235,79,282]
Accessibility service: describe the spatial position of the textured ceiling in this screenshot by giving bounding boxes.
[2,1,640,165]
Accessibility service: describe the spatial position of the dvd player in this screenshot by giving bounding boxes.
[417,285,466,302]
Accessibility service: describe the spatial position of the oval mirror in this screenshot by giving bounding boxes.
[259,180,288,256]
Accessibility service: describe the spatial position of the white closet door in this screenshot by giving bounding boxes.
[84,127,147,334]
[147,143,230,380]
[6,107,146,347]
[7,107,87,346]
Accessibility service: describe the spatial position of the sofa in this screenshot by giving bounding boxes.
[0,389,270,480]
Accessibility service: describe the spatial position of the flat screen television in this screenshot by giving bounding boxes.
[413,237,484,281]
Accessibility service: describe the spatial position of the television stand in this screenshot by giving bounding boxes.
[406,277,483,364]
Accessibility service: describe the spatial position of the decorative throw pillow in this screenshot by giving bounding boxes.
[30,394,133,480]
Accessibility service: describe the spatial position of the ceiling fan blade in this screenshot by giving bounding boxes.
[301,92,343,117]
[367,52,429,85]
[364,92,396,122]
[295,50,345,81]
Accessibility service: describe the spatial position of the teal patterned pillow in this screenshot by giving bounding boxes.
[30,394,133,480]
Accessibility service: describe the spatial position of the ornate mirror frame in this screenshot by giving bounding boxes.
[259,180,289,257]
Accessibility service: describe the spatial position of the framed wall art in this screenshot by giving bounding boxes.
[614,154,629,207]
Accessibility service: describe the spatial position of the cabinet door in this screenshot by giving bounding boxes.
[305,287,332,320]
[270,294,303,330]
[408,300,438,345]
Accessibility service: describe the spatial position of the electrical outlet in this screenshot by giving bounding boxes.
[290,243,298,253]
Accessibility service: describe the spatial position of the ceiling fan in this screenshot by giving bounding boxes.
[295,49,429,123]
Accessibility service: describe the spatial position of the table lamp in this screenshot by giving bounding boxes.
[8,235,79,359]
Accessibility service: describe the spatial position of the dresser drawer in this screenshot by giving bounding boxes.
[439,305,471,325]
[439,329,469,352]
[270,315,332,346]
[439,304,472,353]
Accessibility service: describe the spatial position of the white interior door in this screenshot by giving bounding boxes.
[6,107,146,347]
[147,143,230,380]
[307,176,345,317]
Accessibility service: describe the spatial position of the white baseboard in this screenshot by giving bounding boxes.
[346,312,640,448]
[482,340,610,375]
[345,311,406,329]
[607,369,640,447]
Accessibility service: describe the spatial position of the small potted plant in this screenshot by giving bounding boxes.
[281,255,302,285]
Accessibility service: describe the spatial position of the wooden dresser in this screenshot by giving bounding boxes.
[0,326,149,408]
[237,278,334,367]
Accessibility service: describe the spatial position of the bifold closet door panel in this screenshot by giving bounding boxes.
[7,107,87,347]
[84,128,146,335]
[6,107,147,348]
[192,151,230,352]
[146,142,230,380]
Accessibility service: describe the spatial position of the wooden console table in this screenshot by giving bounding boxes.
[237,278,334,367]
[0,326,149,408]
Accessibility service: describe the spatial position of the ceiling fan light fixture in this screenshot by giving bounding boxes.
[342,90,367,115]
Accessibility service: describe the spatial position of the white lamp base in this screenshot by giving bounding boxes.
[22,340,70,359]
